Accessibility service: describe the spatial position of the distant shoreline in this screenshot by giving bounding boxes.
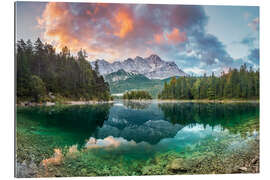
[151,99,260,103]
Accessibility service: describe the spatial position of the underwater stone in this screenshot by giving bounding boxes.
[167,158,190,172]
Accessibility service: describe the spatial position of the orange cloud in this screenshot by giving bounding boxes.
[37,3,194,61]
[37,2,113,58]
[154,33,165,44]
[166,28,187,45]
[38,3,81,51]
[151,28,186,45]
[38,2,137,60]
[113,10,134,38]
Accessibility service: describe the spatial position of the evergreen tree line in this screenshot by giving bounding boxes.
[17,38,111,102]
[123,90,152,100]
[158,65,259,100]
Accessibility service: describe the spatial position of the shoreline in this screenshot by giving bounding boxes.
[16,99,259,107]
[66,100,114,105]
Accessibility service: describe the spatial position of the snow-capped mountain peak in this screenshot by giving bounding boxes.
[90,55,187,79]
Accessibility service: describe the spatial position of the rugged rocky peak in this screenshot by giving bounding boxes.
[145,54,163,68]
[147,54,162,61]
[90,54,187,79]
[125,58,134,62]
[135,56,144,61]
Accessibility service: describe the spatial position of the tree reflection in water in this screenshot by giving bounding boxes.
[158,102,259,137]
[123,100,151,110]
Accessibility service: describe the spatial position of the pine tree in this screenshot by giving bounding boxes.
[158,66,259,100]
[16,38,111,102]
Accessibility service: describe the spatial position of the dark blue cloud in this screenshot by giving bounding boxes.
[248,48,259,64]
[162,6,234,67]
[188,31,234,66]
[170,5,208,32]
[144,5,259,75]
[154,6,234,67]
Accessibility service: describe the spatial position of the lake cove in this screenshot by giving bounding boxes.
[16,101,259,177]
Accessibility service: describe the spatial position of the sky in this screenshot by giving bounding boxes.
[15,1,259,76]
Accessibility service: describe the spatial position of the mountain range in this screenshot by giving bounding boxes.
[90,54,187,80]
[90,54,187,97]
[104,69,176,98]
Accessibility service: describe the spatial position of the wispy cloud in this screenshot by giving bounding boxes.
[184,67,206,76]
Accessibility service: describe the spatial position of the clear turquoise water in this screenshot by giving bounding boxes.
[16,101,259,175]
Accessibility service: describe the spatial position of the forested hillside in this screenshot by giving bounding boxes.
[158,65,259,100]
[16,38,111,102]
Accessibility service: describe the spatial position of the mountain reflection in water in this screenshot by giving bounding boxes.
[17,101,259,148]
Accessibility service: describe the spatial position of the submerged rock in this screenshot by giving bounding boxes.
[45,102,55,106]
[141,166,155,175]
[16,160,38,178]
[232,166,249,173]
[251,156,259,165]
[167,158,191,173]
[238,167,248,171]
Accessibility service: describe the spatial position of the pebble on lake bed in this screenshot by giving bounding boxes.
[167,158,191,172]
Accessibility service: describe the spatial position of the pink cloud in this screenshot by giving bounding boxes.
[248,17,259,31]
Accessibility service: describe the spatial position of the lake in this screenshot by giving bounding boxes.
[16,101,259,177]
